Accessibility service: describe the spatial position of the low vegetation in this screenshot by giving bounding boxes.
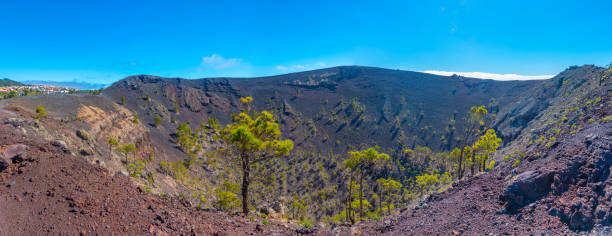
[35,105,46,121]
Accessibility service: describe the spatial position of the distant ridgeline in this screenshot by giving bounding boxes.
[0,78,26,87]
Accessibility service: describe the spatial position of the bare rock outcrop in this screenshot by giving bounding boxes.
[0,144,27,171]
[502,170,555,212]
[182,87,209,112]
[76,129,91,141]
[546,146,612,230]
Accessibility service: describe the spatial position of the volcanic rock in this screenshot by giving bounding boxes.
[0,144,27,171]
[76,129,91,141]
[502,170,555,212]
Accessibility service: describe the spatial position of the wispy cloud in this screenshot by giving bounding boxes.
[423,70,554,81]
[201,54,243,69]
[275,62,327,72]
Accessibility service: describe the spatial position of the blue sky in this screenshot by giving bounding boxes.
[1,0,611,84]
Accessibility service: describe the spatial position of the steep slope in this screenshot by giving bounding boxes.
[102,66,539,156]
[0,109,312,235]
[350,123,611,235]
[0,95,152,181]
[494,65,606,144]
[351,65,612,235]
[99,66,542,220]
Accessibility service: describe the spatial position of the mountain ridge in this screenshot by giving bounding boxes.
[0,64,609,235]
[97,65,549,222]
[117,65,559,85]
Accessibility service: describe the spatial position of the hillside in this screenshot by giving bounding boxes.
[0,78,25,87]
[0,120,306,235]
[99,66,543,221]
[0,65,609,234]
[102,66,540,155]
[350,65,612,234]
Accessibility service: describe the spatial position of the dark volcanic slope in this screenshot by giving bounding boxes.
[352,123,611,235]
[0,122,303,235]
[351,65,612,235]
[99,66,546,221]
[353,123,611,235]
[103,66,540,158]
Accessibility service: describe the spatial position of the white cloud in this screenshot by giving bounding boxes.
[275,62,327,72]
[422,70,554,81]
[201,54,242,69]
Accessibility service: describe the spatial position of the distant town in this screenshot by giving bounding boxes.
[0,84,74,94]
[0,81,82,100]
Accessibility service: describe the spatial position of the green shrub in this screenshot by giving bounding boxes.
[128,157,145,177]
[485,160,496,171]
[215,189,239,212]
[594,97,602,104]
[35,105,47,120]
[132,112,139,124]
[160,160,190,180]
[192,190,208,204]
[154,115,162,127]
[299,220,312,228]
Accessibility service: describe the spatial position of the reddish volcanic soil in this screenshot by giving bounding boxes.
[346,122,612,235]
[0,124,307,235]
[348,173,573,235]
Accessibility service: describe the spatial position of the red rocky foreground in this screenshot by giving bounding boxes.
[0,124,316,235]
[346,123,611,235]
